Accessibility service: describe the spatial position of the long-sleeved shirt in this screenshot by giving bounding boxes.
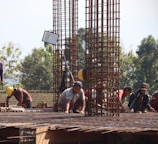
[128,89,151,110]
[0,61,3,82]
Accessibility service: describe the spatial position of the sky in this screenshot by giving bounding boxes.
[0,0,158,58]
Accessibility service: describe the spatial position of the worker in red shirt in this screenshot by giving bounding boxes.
[150,90,158,111]
[6,87,33,108]
[116,87,132,112]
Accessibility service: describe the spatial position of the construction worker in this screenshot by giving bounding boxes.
[0,61,4,86]
[117,86,132,112]
[58,81,86,114]
[150,90,158,111]
[128,83,155,113]
[6,87,33,108]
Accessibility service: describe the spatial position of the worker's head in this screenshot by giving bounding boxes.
[73,81,82,94]
[123,86,132,96]
[6,86,14,97]
[141,82,149,89]
[140,82,148,94]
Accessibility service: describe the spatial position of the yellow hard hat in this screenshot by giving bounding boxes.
[6,86,14,96]
[78,69,84,81]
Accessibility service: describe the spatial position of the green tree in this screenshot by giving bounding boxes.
[0,42,22,85]
[135,35,158,92]
[77,28,86,69]
[62,28,86,70]
[119,49,137,88]
[20,47,54,90]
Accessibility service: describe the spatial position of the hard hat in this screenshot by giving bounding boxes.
[78,69,84,80]
[6,86,14,96]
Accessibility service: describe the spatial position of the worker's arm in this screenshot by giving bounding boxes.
[80,100,86,114]
[145,95,155,112]
[80,90,86,114]
[65,100,71,113]
[0,74,3,85]
[128,93,135,109]
[6,96,11,107]
[0,70,3,86]
[117,98,125,112]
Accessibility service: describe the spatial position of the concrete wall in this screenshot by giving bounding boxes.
[0,91,55,107]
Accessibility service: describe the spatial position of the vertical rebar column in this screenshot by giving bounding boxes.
[85,0,120,116]
[52,0,62,108]
[70,0,78,81]
[52,0,78,108]
[106,0,120,116]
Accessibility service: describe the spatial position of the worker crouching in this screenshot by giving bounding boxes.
[128,84,155,113]
[6,87,33,108]
[58,81,86,114]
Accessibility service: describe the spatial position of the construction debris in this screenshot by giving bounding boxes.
[0,106,25,112]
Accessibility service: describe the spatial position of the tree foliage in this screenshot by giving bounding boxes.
[0,42,22,85]
[120,35,158,92]
[77,28,86,69]
[135,35,158,92]
[1,33,158,93]
[20,46,54,90]
[119,49,137,88]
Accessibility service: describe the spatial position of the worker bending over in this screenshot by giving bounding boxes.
[6,87,33,108]
[58,81,86,114]
[117,87,132,112]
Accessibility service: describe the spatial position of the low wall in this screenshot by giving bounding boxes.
[0,90,56,107]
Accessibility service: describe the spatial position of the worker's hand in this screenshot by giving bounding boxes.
[65,110,69,113]
[150,107,155,112]
[17,102,22,106]
[130,108,134,112]
[80,110,85,114]
[22,104,26,108]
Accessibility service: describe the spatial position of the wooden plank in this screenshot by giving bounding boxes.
[36,126,49,144]
[66,127,81,131]
[0,139,19,143]
[7,135,35,139]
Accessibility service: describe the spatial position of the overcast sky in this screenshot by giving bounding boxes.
[0,0,158,58]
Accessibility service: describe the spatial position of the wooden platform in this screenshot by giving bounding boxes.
[0,110,158,144]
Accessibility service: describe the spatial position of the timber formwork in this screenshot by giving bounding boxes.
[0,111,158,144]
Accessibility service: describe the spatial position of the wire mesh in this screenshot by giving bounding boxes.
[85,0,120,116]
[52,0,120,116]
[52,0,79,110]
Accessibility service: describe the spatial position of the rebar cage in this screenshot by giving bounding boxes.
[52,0,79,110]
[52,0,120,116]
